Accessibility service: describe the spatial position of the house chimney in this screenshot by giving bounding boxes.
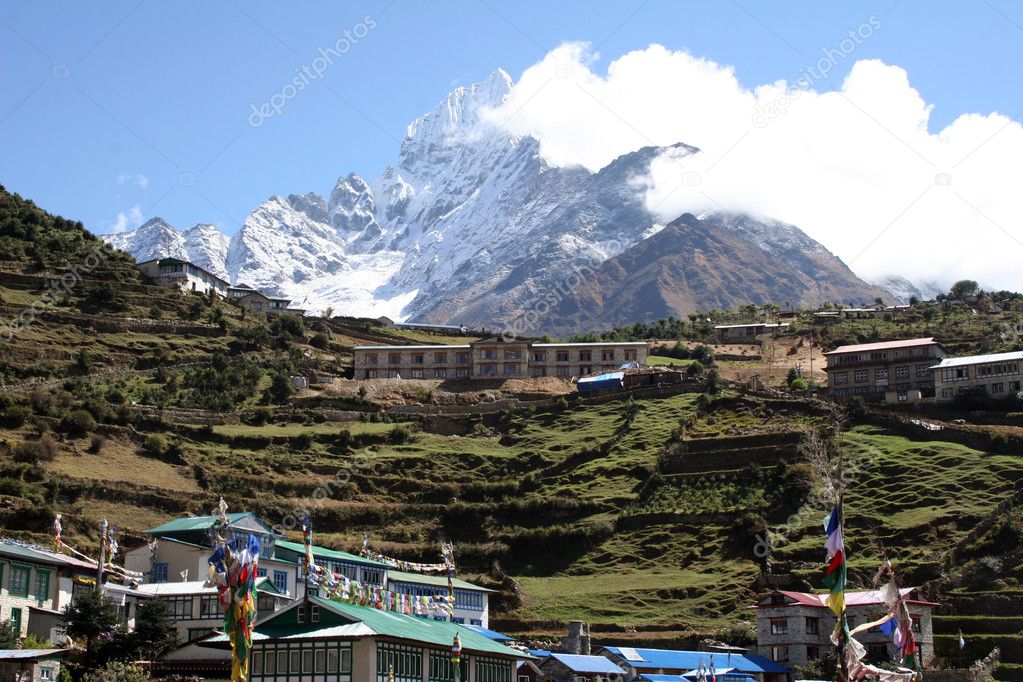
[563,621,589,655]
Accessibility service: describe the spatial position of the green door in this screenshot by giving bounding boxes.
[9,607,22,635]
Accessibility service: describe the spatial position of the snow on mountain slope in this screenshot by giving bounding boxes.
[870,275,945,303]
[102,69,889,331]
[105,218,230,280]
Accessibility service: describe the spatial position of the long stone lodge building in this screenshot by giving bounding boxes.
[352,337,648,380]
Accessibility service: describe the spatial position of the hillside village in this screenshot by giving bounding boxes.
[0,186,1021,682]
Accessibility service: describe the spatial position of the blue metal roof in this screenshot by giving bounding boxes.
[577,371,625,392]
[460,624,515,642]
[549,654,626,675]
[644,675,757,682]
[603,648,790,675]
[526,649,552,658]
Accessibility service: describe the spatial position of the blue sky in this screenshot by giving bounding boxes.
[2,0,1022,238]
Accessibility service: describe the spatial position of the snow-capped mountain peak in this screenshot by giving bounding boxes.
[104,69,887,330]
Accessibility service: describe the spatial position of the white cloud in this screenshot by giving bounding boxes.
[486,42,1023,291]
[117,173,150,188]
[110,205,144,233]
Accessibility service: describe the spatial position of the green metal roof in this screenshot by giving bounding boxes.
[275,540,388,568]
[144,512,259,535]
[0,542,95,570]
[387,570,494,593]
[201,597,526,659]
[311,598,522,657]
[202,598,527,659]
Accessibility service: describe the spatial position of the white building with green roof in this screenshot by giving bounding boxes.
[125,513,300,598]
[200,596,525,682]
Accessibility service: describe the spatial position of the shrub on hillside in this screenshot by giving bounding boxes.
[703,368,721,393]
[144,434,167,456]
[2,402,32,427]
[59,409,96,435]
[691,344,715,365]
[13,435,59,463]
[789,377,809,391]
[271,314,304,338]
[88,434,106,454]
[387,425,412,445]
[310,333,329,350]
[263,371,294,405]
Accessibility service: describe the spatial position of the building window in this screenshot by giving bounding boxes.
[532,367,547,377]
[431,648,469,682]
[188,627,214,641]
[556,366,570,377]
[911,617,921,633]
[579,350,592,362]
[434,352,447,364]
[992,383,1005,393]
[533,352,546,362]
[942,367,969,382]
[833,372,848,385]
[896,366,910,379]
[770,645,789,662]
[556,351,569,362]
[1011,381,1021,391]
[579,366,591,376]
[875,368,888,382]
[854,370,868,383]
[151,562,168,583]
[257,594,275,613]
[434,368,447,379]
[805,616,819,635]
[33,570,51,600]
[770,618,788,635]
[412,354,424,364]
[807,646,820,660]
[389,353,401,365]
[311,605,320,623]
[362,568,383,585]
[409,368,424,379]
[377,642,423,682]
[200,595,223,619]
[505,350,522,360]
[273,570,289,594]
[39,668,53,681]
[624,350,637,361]
[503,364,520,375]
[8,565,29,597]
[481,364,498,377]
[167,597,193,620]
[475,657,511,682]
[917,364,930,378]
[457,353,471,364]
[366,354,378,365]
[942,388,953,398]
[482,349,497,360]
[601,350,614,362]
[454,589,485,611]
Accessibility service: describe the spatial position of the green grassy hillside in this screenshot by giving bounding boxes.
[0,186,1020,663]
